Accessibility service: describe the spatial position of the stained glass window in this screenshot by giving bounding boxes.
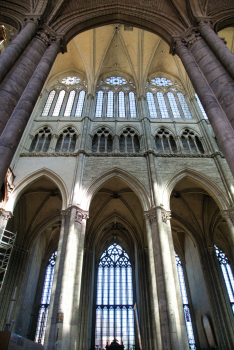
[146,92,157,118]
[175,253,196,350]
[64,90,76,116]
[167,92,181,118]
[215,245,234,314]
[42,90,56,116]
[95,244,135,350]
[95,91,104,118]
[106,77,127,85]
[75,90,86,117]
[119,92,125,118]
[107,91,114,118]
[35,251,57,345]
[177,93,192,119]
[129,92,137,118]
[157,92,169,118]
[195,94,208,120]
[53,90,65,116]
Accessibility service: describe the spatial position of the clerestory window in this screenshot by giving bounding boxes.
[95,244,135,350]
[35,251,57,345]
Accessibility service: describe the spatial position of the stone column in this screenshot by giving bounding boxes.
[221,208,234,260]
[198,19,234,81]
[0,40,60,188]
[44,206,88,350]
[199,246,234,349]
[180,28,234,130]
[145,207,188,350]
[0,28,56,135]
[0,18,39,83]
[174,39,234,178]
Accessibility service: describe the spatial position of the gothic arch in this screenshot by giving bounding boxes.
[5,168,68,212]
[81,167,150,211]
[162,168,229,211]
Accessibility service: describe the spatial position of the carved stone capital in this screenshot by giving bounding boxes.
[24,14,40,26]
[87,93,95,100]
[36,28,52,46]
[0,209,13,220]
[161,208,171,223]
[138,95,146,102]
[181,28,201,50]
[221,207,234,224]
[75,207,89,224]
[144,206,171,223]
[206,246,216,255]
[196,17,213,29]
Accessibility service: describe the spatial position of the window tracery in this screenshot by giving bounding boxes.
[92,128,113,153]
[215,245,234,314]
[119,128,140,154]
[95,76,137,119]
[181,129,204,154]
[35,251,57,345]
[55,127,77,153]
[29,126,52,153]
[155,129,177,154]
[175,252,196,350]
[41,76,87,118]
[95,243,135,350]
[146,77,192,119]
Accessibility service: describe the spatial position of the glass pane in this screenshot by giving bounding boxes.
[177,93,192,119]
[64,90,76,116]
[75,90,86,117]
[53,90,65,116]
[129,92,137,118]
[95,91,104,118]
[107,91,114,118]
[146,92,157,118]
[119,91,125,118]
[42,90,56,116]
[167,92,181,118]
[195,93,208,119]
[157,92,169,118]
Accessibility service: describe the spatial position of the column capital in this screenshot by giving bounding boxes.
[24,14,41,26]
[75,207,89,224]
[144,206,171,223]
[196,17,213,29]
[0,209,13,220]
[86,93,95,100]
[221,207,234,223]
[171,27,202,54]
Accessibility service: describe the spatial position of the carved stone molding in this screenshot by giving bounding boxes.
[36,28,53,46]
[24,14,41,26]
[0,209,13,220]
[75,207,89,224]
[221,207,234,224]
[196,17,213,29]
[181,28,202,50]
[144,206,171,224]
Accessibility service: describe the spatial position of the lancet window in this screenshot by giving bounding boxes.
[29,127,52,153]
[55,127,77,153]
[41,76,86,117]
[95,76,137,119]
[35,251,57,345]
[146,77,193,119]
[92,128,113,153]
[215,246,234,314]
[181,129,204,154]
[95,244,135,350]
[119,128,140,153]
[155,128,177,154]
[175,252,196,350]
[195,93,208,120]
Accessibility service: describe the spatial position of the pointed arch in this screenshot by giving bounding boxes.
[162,168,230,211]
[81,168,150,211]
[5,168,68,212]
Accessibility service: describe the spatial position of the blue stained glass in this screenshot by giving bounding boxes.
[75,90,86,117]
[107,91,114,118]
[177,93,192,119]
[119,91,125,118]
[95,91,104,118]
[146,92,157,118]
[129,92,137,118]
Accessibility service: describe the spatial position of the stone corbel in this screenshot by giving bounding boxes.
[75,207,89,224]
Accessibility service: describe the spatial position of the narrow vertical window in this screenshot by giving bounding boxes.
[35,251,57,345]
[129,92,137,118]
[107,91,114,118]
[177,93,192,119]
[195,93,208,119]
[167,92,181,118]
[95,91,104,118]
[157,92,169,118]
[53,90,65,116]
[118,91,126,118]
[75,90,86,117]
[95,244,135,350]
[175,252,196,350]
[215,245,234,314]
[146,92,157,118]
[64,90,76,116]
[42,90,56,116]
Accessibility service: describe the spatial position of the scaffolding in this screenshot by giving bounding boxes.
[0,227,17,289]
